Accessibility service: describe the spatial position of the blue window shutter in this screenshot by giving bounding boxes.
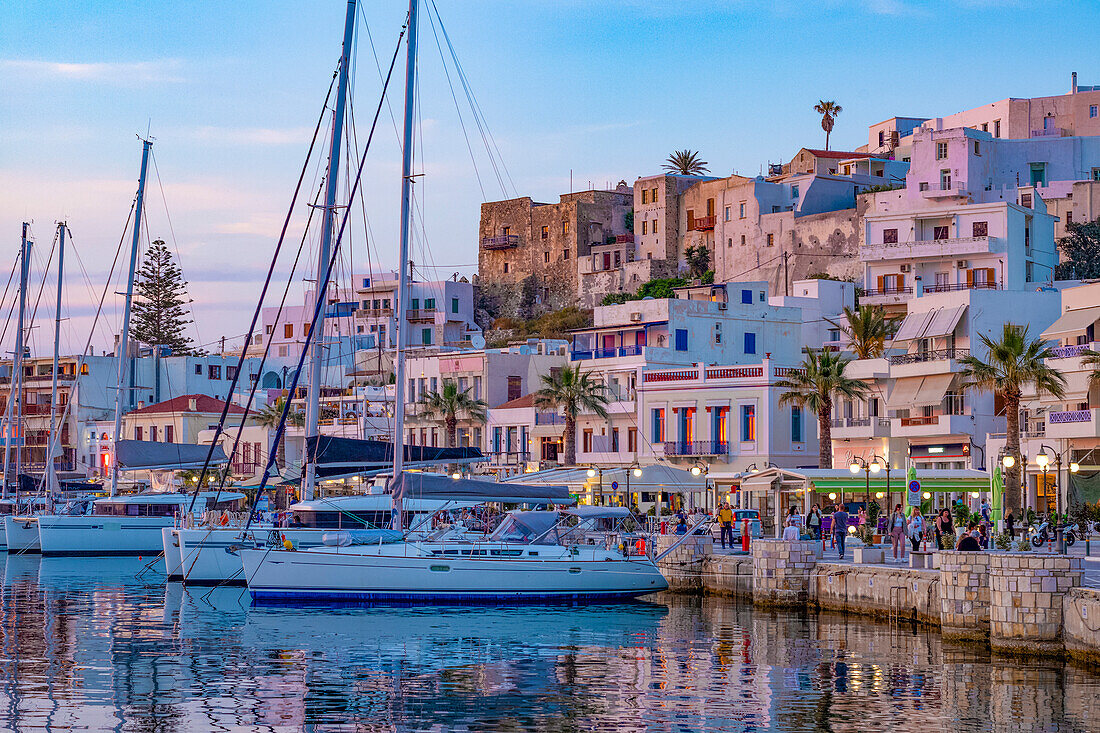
[675,329,688,351]
[792,407,802,442]
[741,289,752,304]
[744,332,756,354]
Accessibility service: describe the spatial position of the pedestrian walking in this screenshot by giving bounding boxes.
[888,504,907,562]
[806,505,822,540]
[908,508,925,552]
[935,508,954,550]
[832,505,850,560]
[716,502,734,550]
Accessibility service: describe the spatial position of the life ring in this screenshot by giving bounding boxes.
[634,538,646,556]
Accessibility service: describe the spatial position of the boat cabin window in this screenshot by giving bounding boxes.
[292,509,401,529]
[488,512,560,545]
[94,502,181,518]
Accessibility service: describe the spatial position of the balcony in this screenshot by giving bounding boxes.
[857,285,913,299]
[357,307,393,319]
[1031,127,1065,138]
[688,216,716,231]
[830,416,891,439]
[891,413,974,437]
[861,235,993,262]
[534,412,565,426]
[406,308,437,322]
[663,440,729,457]
[888,348,969,366]
[920,182,969,199]
[488,450,531,466]
[570,345,649,361]
[1051,343,1099,359]
[923,281,1000,294]
[1046,408,1100,439]
[481,234,520,250]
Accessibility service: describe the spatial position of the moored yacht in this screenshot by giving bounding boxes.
[38,491,245,557]
[2,497,53,554]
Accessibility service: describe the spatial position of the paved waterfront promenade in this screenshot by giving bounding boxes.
[657,535,1100,664]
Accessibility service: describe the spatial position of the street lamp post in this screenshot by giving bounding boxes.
[586,465,603,506]
[849,456,881,509]
[1037,443,1080,520]
[626,462,642,512]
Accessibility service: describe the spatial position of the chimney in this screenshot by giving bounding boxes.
[188,397,198,411]
[1072,71,1078,94]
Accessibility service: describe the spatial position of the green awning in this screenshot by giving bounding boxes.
[809,477,987,493]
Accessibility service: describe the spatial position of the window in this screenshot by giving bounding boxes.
[583,429,593,453]
[194,364,202,375]
[501,226,510,237]
[919,182,929,192]
[611,428,619,453]
[741,289,752,305]
[362,277,371,288]
[421,328,432,345]
[740,235,746,246]
[714,322,722,344]
[562,221,569,236]
[993,120,1001,138]
[544,251,550,263]
[744,332,756,354]
[1030,163,1047,187]
[791,185,799,198]
[740,405,756,442]
[473,375,481,399]
[674,329,688,351]
[727,238,732,248]
[766,233,774,247]
[541,225,548,239]
[507,376,522,401]
[981,123,988,132]
[278,345,287,357]
[209,365,222,380]
[134,426,143,441]
[408,378,416,402]
[972,221,988,237]
[150,426,157,442]
[791,406,803,443]
[451,297,459,314]
[431,377,438,392]
[81,363,89,375]
[165,425,174,443]
[284,324,293,339]
[936,141,948,160]
[424,298,435,310]
[878,131,885,147]
[1091,105,1098,119]
[627,427,637,453]
[739,202,746,219]
[562,249,569,260]
[652,409,665,443]
[724,206,730,221]
[383,298,391,309]
[651,187,658,202]
[973,140,981,156]
[641,220,647,235]
[1067,211,1074,225]
[939,169,951,190]
[883,228,898,244]
[933,225,950,241]
[1021,193,1033,208]
[227,365,237,380]
[503,262,509,274]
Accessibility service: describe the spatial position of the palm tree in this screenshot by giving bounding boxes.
[826,305,899,360]
[959,324,1066,515]
[419,382,487,448]
[255,396,304,429]
[662,150,709,176]
[813,101,843,151]
[534,365,609,466]
[777,348,869,468]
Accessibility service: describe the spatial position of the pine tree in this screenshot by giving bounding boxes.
[130,239,195,354]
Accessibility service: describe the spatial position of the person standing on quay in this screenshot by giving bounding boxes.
[935,508,954,550]
[1005,510,1016,539]
[716,502,734,550]
[908,508,925,552]
[832,505,849,560]
[806,505,822,540]
[888,504,908,562]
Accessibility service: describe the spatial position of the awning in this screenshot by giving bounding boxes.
[1042,305,1100,338]
[886,374,955,408]
[530,423,565,438]
[739,474,778,491]
[893,305,965,341]
[115,440,228,471]
[307,436,485,479]
[392,471,573,505]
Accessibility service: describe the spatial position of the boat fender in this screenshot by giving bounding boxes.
[219,512,229,526]
[283,538,294,551]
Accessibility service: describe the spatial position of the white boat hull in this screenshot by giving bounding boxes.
[38,515,176,556]
[241,544,669,603]
[162,527,184,579]
[174,527,330,586]
[0,521,7,551]
[3,516,40,553]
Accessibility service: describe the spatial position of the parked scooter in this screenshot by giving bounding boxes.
[1030,518,1078,547]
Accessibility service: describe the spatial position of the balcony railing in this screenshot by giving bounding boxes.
[1051,343,1097,359]
[1049,409,1092,424]
[900,415,939,427]
[831,417,890,429]
[406,308,437,321]
[357,308,393,318]
[663,440,729,456]
[923,281,1000,294]
[481,234,520,250]
[614,233,635,244]
[534,412,565,426]
[888,348,969,365]
[571,345,646,361]
[688,216,716,231]
[1031,127,1064,138]
[858,286,913,297]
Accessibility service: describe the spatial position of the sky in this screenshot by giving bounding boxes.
[0,0,1098,355]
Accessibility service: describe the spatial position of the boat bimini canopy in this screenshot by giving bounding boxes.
[115,440,229,471]
[306,436,487,480]
[392,472,574,506]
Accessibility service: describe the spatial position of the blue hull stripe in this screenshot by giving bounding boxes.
[250,589,656,605]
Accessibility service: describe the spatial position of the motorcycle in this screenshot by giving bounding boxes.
[1030,519,1078,547]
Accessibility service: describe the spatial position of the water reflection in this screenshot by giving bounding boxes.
[0,555,1098,730]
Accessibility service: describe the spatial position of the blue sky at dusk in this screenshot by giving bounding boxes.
[0,0,1097,352]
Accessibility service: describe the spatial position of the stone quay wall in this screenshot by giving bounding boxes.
[654,534,712,594]
[988,554,1083,656]
[751,540,817,607]
[938,551,991,641]
[680,546,1097,660]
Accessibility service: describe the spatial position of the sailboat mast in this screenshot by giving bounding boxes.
[391,0,418,530]
[12,225,30,505]
[46,222,65,497]
[303,0,357,503]
[110,138,152,497]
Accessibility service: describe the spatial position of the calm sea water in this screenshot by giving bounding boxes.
[0,555,1098,732]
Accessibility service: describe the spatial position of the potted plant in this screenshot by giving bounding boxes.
[868,500,882,544]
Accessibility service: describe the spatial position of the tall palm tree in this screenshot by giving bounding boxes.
[777,348,869,468]
[826,305,899,359]
[534,365,609,466]
[813,101,843,151]
[959,324,1066,514]
[662,150,710,176]
[419,382,487,448]
[256,396,304,429]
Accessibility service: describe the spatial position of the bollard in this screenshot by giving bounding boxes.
[1087,537,1091,557]
[741,518,751,553]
